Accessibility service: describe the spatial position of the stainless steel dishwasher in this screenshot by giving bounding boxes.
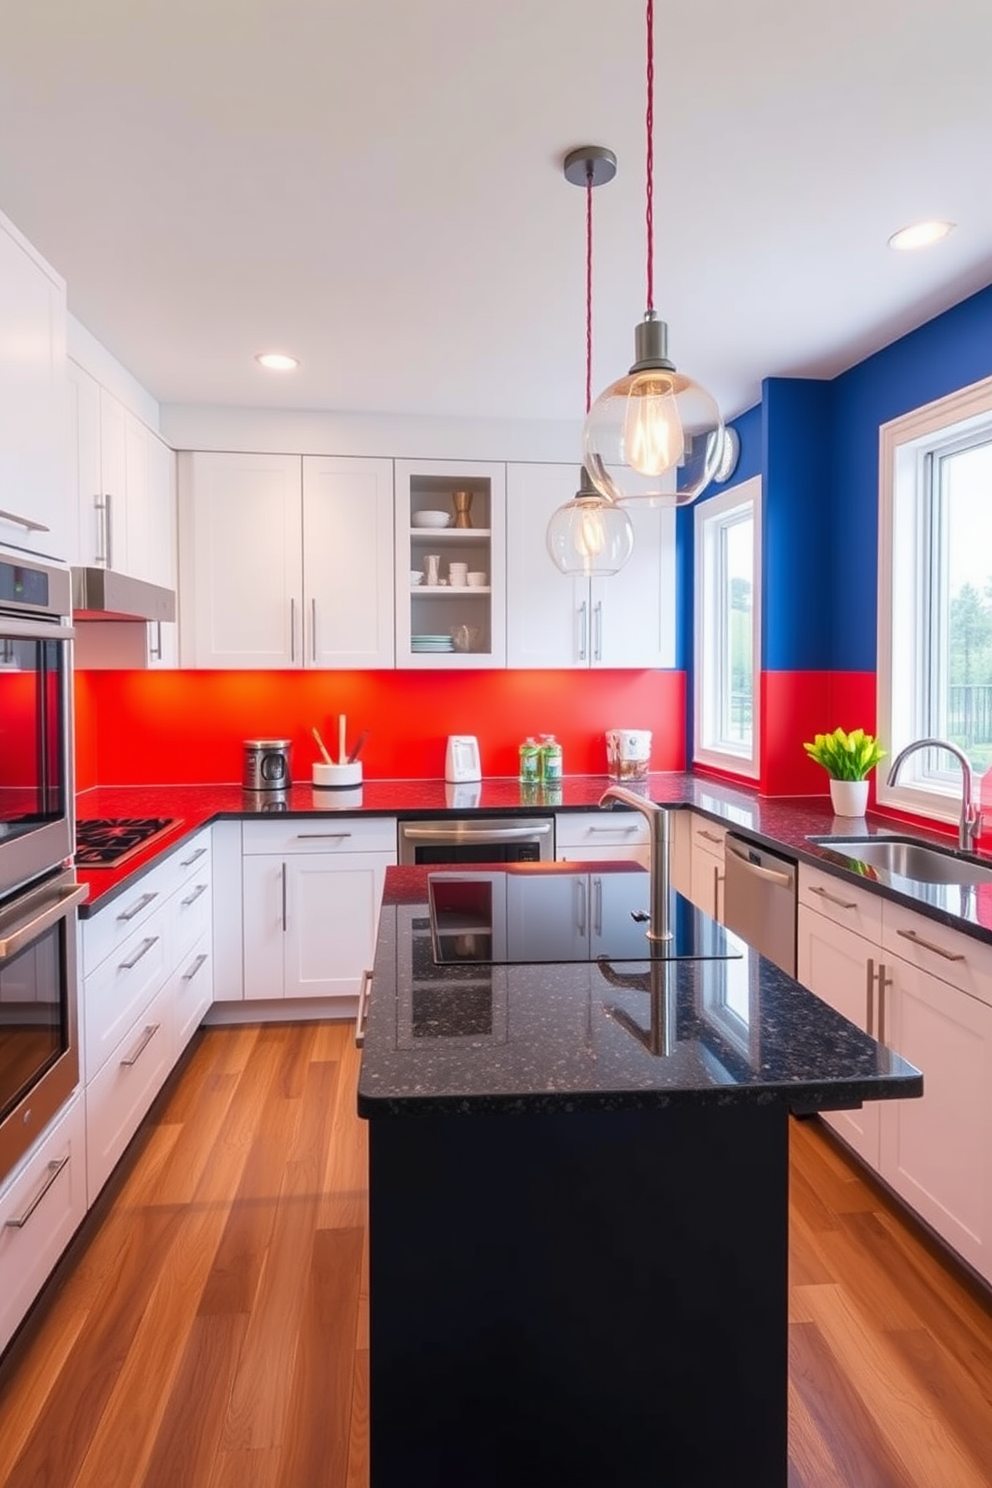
[722,833,797,976]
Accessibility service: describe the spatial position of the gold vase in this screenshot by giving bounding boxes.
[452,490,474,528]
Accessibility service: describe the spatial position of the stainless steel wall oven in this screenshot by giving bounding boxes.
[0,546,83,1186]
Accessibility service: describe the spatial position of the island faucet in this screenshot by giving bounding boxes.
[598,784,672,940]
[886,737,980,852]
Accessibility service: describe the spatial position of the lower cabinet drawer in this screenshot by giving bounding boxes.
[85,980,174,1207]
[82,906,169,1083]
[0,1092,87,1357]
[173,930,213,1055]
[173,871,212,966]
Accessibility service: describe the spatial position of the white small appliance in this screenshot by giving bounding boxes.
[445,735,482,782]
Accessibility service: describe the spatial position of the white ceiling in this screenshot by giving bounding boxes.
[1,0,991,425]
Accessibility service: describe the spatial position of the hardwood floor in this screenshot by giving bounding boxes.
[0,1023,990,1487]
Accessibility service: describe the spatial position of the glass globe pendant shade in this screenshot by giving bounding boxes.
[546,469,634,577]
[584,313,724,506]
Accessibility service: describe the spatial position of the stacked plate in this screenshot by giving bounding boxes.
[412,633,454,653]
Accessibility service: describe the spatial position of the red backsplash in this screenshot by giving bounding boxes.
[74,669,687,786]
[760,670,878,798]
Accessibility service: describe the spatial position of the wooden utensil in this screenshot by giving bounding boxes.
[311,726,333,765]
[348,729,369,764]
[338,714,347,765]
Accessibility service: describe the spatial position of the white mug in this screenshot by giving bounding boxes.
[448,562,468,587]
[467,571,487,587]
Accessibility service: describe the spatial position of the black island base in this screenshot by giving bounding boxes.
[359,867,923,1488]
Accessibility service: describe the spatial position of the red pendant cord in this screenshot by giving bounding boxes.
[645,0,654,314]
[585,163,594,415]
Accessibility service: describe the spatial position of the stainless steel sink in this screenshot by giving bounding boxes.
[809,835,992,887]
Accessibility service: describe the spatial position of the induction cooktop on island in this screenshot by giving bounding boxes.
[75,816,179,867]
[428,864,743,965]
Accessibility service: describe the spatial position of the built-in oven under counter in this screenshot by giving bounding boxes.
[397,816,555,865]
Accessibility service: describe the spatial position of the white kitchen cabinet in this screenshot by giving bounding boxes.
[0,1092,87,1357]
[555,810,651,869]
[179,451,393,668]
[505,463,676,669]
[796,900,882,1163]
[395,459,506,668]
[687,814,727,922]
[241,818,396,1003]
[0,211,68,561]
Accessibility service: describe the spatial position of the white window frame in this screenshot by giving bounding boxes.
[877,372,992,826]
[693,476,761,779]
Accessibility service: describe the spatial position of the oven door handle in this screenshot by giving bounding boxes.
[0,616,76,642]
[0,882,89,961]
[401,825,552,843]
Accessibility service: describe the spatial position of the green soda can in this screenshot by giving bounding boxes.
[519,737,541,784]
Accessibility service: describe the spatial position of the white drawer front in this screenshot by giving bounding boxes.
[882,899,992,1009]
[81,857,173,978]
[556,813,650,851]
[0,1093,87,1357]
[173,871,212,964]
[798,862,883,941]
[82,905,170,1082]
[173,930,213,1054]
[690,817,728,856]
[170,830,212,891]
[242,816,397,855]
[85,979,174,1206]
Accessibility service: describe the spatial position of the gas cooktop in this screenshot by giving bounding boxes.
[75,817,180,868]
[427,866,743,966]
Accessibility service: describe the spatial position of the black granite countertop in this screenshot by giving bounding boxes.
[356,866,922,1118]
[72,775,992,944]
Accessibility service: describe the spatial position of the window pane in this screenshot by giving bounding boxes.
[938,440,992,773]
[719,515,753,749]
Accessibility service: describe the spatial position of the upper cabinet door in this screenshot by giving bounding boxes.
[0,214,68,562]
[179,451,302,668]
[302,456,394,669]
[506,463,586,669]
[67,361,103,567]
[591,503,676,669]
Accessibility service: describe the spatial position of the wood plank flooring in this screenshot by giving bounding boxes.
[1,1023,991,1487]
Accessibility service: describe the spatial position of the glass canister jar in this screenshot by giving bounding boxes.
[539,734,563,784]
[519,738,541,784]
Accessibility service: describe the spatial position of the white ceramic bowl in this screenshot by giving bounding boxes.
[467,571,487,587]
[409,571,423,585]
[412,510,451,529]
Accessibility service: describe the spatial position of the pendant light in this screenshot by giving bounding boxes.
[583,0,724,507]
[546,147,634,578]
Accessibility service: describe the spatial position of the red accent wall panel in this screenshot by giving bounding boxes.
[74,669,686,785]
[760,670,878,798]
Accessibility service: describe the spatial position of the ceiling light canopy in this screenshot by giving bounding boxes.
[583,0,724,508]
[888,220,956,252]
[255,351,299,370]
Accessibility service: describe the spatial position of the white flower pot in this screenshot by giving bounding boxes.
[829,778,869,816]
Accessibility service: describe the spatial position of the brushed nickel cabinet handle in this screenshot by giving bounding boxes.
[877,964,892,1046]
[576,878,587,936]
[94,495,108,563]
[4,1156,69,1229]
[295,831,353,840]
[697,830,724,845]
[578,599,588,661]
[117,891,158,922]
[182,952,208,983]
[896,927,966,962]
[808,884,857,911]
[181,883,208,908]
[593,600,603,662]
[180,847,208,868]
[866,957,875,1036]
[120,1023,160,1068]
[118,936,158,972]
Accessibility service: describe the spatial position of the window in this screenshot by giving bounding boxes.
[878,376,992,824]
[694,477,761,777]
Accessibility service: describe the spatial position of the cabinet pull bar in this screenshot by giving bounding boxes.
[281,862,287,933]
[808,884,857,910]
[182,953,208,983]
[586,824,639,835]
[150,620,162,661]
[181,883,208,907]
[715,866,724,915]
[180,847,208,868]
[866,957,875,1037]
[295,831,353,840]
[578,600,588,661]
[593,599,603,662]
[312,598,318,661]
[93,495,108,564]
[355,968,373,1047]
[593,876,603,937]
[105,492,114,569]
[118,936,158,972]
[117,891,158,922]
[4,1156,69,1229]
[0,507,51,535]
[697,830,724,845]
[877,964,892,1046]
[120,1023,160,1068]
[576,878,587,935]
[896,927,965,962]
[290,598,296,663]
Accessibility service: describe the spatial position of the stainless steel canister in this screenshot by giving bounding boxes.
[242,738,293,791]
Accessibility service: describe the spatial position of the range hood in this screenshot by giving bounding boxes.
[71,567,176,622]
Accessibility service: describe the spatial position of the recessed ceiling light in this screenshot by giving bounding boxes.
[255,352,299,370]
[888,220,956,252]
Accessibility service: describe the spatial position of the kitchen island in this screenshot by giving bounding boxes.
[358,864,922,1488]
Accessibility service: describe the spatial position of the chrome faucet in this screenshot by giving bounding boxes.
[886,738,980,852]
[598,784,672,940]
